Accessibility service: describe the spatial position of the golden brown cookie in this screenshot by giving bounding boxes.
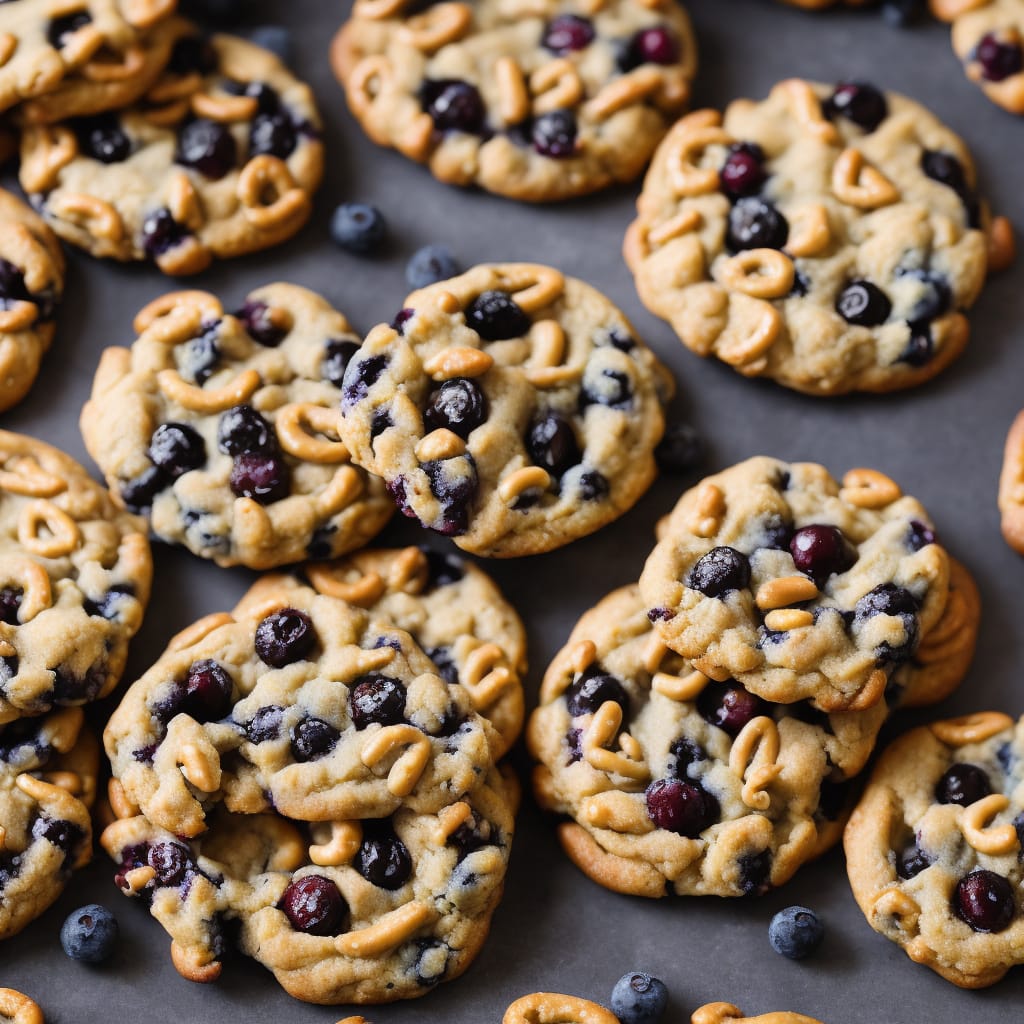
[998,409,1024,555]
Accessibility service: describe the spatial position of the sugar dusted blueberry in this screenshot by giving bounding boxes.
[217,404,274,456]
[935,763,991,806]
[148,423,205,479]
[255,608,316,667]
[289,717,340,761]
[727,197,788,252]
[424,378,487,438]
[349,675,407,729]
[564,666,629,718]
[687,547,751,598]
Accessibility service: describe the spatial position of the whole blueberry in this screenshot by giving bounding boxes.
[954,870,1015,932]
[60,904,119,963]
[279,875,348,935]
[687,547,751,598]
[322,339,360,387]
[532,109,577,158]
[246,704,284,744]
[141,208,188,258]
[175,118,237,179]
[466,290,530,341]
[420,79,485,134]
[897,843,931,880]
[424,378,488,438]
[356,825,413,890]
[935,763,991,806]
[769,906,824,959]
[720,142,767,200]
[527,413,581,478]
[610,971,669,1024]
[564,667,629,718]
[697,683,765,737]
[229,452,290,504]
[147,423,206,479]
[218,405,275,456]
[790,524,855,586]
[330,202,387,255]
[289,717,340,761]
[183,659,233,722]
[836,281,891,326]
[626,26,678,66]
[249,110,297,160]
[543,15,595,54]
[406,244,461,288]
[824,82,888,131]
[645,777,718,837]
[973,32,1023,82]
[75,115,131,163]
[726,197,789,252]
[255,608,317,667]
[349,675,407,729]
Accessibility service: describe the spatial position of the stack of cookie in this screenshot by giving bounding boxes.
[529,456,979,897]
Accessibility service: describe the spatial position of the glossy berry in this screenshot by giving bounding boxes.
[147,842,193,886]
[698,683,765,737]
[645,777,718,836]
[974,33,1023,82]
[180,324,220,385]
[789,524,855,586]
[0,588,21,626]
[769,906,824,960]
[147,423,206,479]
[836,281,892,326]
[907,520,937,551]
[466,290,530,341]
[141,208,188,258]
[76,116,130,163]
[581,368,632,409]
[175,118,237,179]
[60,904,118,963]
[330,202,387,255]
[279,875,348,935]
[954,870,1015,933]
[33,816,83,856]
[533,109,577,158]
[543,15,595,54]
[720,142,767,199]
[183,659,233,721]
[246,704,284,744]
[565,667,629,718]
[935,763,992,806]
[120,465,167,511]
[236,299,287,347]
[825,82,888,131]
[655,422,704,475]
[356,826,413,890]
[897,843,931,880]
[48,13,91,49]
[349,675,407,729]
[0,259,29,305]
[406,244,460,289]
[726,197,789,252]
[921,150,969,196]
[256,609,316,668]
[322,339,360,387]
[249,109,297,160]
[217,405,274,455]
[424,378,488,438]
[527,413,581,478]
[230,452,290,504]
[610,972,669,1024]
[627,26,678,66]
[687,546,751,598]
[421,79,485,134]
[289,717,340,761]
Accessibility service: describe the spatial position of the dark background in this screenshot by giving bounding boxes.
[4,0,1023,1020]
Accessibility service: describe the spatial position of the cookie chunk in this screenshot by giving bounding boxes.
[0,707,97,940]
[845,712,1024,988]
[625,79,1005,395]
[998,409,1024,555]
[529,585,892,899]
[340,263,673,558]
[240,544,527,758]
[105,582,500,838]
[0,431,151,724]
[81,284,393,569]
[691,1005,824,1024]
[639,457,949,712]
[18,27,323,274]
[0,189,64,414]
[331,0,696,202]
[932,0,1024,114]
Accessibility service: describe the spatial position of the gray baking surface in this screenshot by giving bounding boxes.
[4,0,1023,1020]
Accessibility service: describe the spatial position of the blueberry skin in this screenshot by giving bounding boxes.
[330,202,387,255]
[406,244,461,289]
[60,904,119,963]
[769,905,824,960]
[610,972,669,1024]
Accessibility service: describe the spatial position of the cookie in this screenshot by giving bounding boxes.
[18,27,323,275]
[639,457,950,712]
[529,584,892,899]
[624,79,1009,395]
[331,0,696,202]
[240,544,527,758]
[691,1005,824,1024]
[104,580,501,838]
[0,707,98,940]
[845,711,1024,988]
[0,189,64,414]
[932,0,1024,115]
[998,409,1024,555]
[0,431,152,724]
[81,284,393,570]
[0,0,176,115]
[340,263,673,558]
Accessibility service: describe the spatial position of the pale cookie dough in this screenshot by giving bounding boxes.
[640,457,950,712]
[845,711,1024,988]
[19,27,323,274]
[101,768,513,1004]
[998,409,1024,555]
[624,79,1009,395]
[332,0,696,202]
[0,431,151,724]
[0,189,64,414]
[104,582,500,838]
[81,284,393,570]
[240,544,527,758]
[340,263,673,558]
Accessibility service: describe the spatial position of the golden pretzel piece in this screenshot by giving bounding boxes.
[652,670,708,701]
[583,701,648,781]
[360,724,432,796]
[310,821,363,866]
[498,467,552,504]
[832,149,899,210]
[763,609,814,631]
[276,404,349,463]
[0,555,52,621]
[689,482,726,537]
[503,992,620,1024]
[416,429,467,463]
[729,716,783,810]
[0,988,44,1024]
[929,712,1015,746]
[718,249,795,300]
[839,468,902,509]
[961,794,1019,855]
[158,368,261,413]
[17,500,81,558]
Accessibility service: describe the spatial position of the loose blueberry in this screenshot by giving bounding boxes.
[527,413,581,478]
[726,197,789,252]
[406,244,461,288]
[183,659,233,721]
[645,777,719,836]
[610,972,669,1024]
[236,299,287,347]
[532,109,577,158]
[465,290,530,341]
[289,717,340,761]
[322,339,360,387]
[836,281,892,326]
[218,405,275,455]
[341,353,389,410]
[246,704,284,744]
[824,82,888,131]
[349,675,407,729]
[655,422,705,475]
[330,202,387,255]
[279,875,348,935]
[564,667,629,718]
[256,609,316,667]
[973,32,1023,82]
[720,142,767,199]
[769,906,824,959]
[935,763,991,806]
[790,524,855,586]
[175,118,237,179]
[356,824,413,890]
[687,547,751,598]
[230,452,289,504]
[954,870,1015,932]
[897,843,931,880]
[424,378,488,438]
[698,683,766,737]
[148,423,206,479]
[420,79,485,134]
[60,904,118,963]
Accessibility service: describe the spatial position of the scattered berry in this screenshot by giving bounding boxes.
[610,971,669,1024]
[769,906,824,959]
[655,422,704,475]
[61,904,119,963]
[330,202,387,255]
[406,244,461,288]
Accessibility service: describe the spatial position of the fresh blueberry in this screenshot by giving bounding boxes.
[147,423,206,479]
[726,197,789,252]
[236,299,288,347]
[954,870,1015,932]
[218,405,275,455]
[279,875,348,935]
[256,609,316,667]
[330,202,387,255]
[229,452,290,504]
[175,118,236,179]
[564,666,629,718]
[466,290,530,341]
[406,244,461,288]
[289,717,339,761]
[789,525,855,586]
[720,142,767,200]
[824,82,888,131]
[610,972,669,1024]
[698,683,765,737]
[687,547,751,598]
[527,413,581,478]
[935,763,991,806]
[74,115,131,163]
[769,906,824,959]
[655,422,704,475]
[60,904,118,963]
[356,823,413,890]
[248,25,291,63]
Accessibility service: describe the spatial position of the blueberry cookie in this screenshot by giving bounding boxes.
[340,263,673,558]
[101,768,513,1003]
[932,0,1024,114]
[239,544,527,758]
[0,189,63,414]
[624,79,1009,395]
[845,712,1024,988]
[0,0,176,115]
[18,27,323,275]
[998,409,1024,555]
[0,431,151,724]
[80,285,393,570]
[331,0,696,203]
[640,457,950,713]
[0,707,98,940]
[104,581,500,838]
[691,1005,824,1024]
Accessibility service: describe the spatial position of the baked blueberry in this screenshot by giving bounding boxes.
[720,142,767,199]
[543,15,595,54]
[420,79,485,134]
[726,197,788,252]
[687,547,751,598]
[279,875,348,935]
[147,423,206,479]
[356,823,413,890]
[217,405,275,455]
[322,339,360,387]
[289,717,340,761]
[954,870,1015,933]
[825,82,888,131]
[896,843,931,880]
[349,675,406,729]
[465,290,530,341]
[644,777,718,836]
[246,704,284,744]
[836,282,891,326]
[935,763,991,806]
[789,525,855,586]
[564,666,629,718]
[973,33,1023,82]
[698,683,765,737]
[175,118,237,179]
[527,413,581,478]
[424,378,488,438]
[229,452,290,503]
[183,659,234,721]
[235,299,288,347]
[255,609,317,667]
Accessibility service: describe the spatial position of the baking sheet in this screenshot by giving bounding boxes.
[5,0,1024,1019]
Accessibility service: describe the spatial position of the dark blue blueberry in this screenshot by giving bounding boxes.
[900,269,951,324]
[618,26,679,70]
[790,269,811,297]
[533,109,577,158]
[32,816,84,858]
[645,777,718,836]
[230,452,290,503]
[667,737,706,779]
[824,82,888,131]
[426,645,459,685]
[256,609,316,667]
[248,25,292,63]
[60,904,118,963]
[769,906,824,959]
[727,197,788,252]
[279,875,348,935]
[420,79,485,134]
[341,354,389,410]
[527,413,580,478]
[581,368,632,410]
[235,299,287,346]
[422,547,465,589]
[936,763,991,806]
[180,322,221,385]
[52,667,104,704]
[349,675,406,729]
[356,823,413,890]
[148,842,194,887]
[565,666,628,718]
[899,325,934,367]
[897,843,931,879]
[790,524,855,586]
[74,115,131,163]
[83,584,134,620]
[907,520,937,551]
[246,704,284,743]
[370,408,392,439]
[182,659,233,722]
[610,972,669,1024]
[120,466,166,511]
[466,291,530,341]
[424,378,488,438]
[322,339,360,387]
[406,244,461,289]
[141,208,188,258]
[148,423,206,478]
[578,470,609,502]
[289,718,339,761]
[422,457,477,536]
[655,422,704,475]
[542,14,595,54]
[175,118,237,179]
[687,547,751,598]
[997,742,1014,773]
[836,281,891,326]
[218,405,275,456]
[738,849,772,896]
[330,202,387,255]
[249,110,297,160]
[412,938,450,986]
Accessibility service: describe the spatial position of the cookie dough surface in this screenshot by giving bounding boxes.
[998,409,1024,555]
